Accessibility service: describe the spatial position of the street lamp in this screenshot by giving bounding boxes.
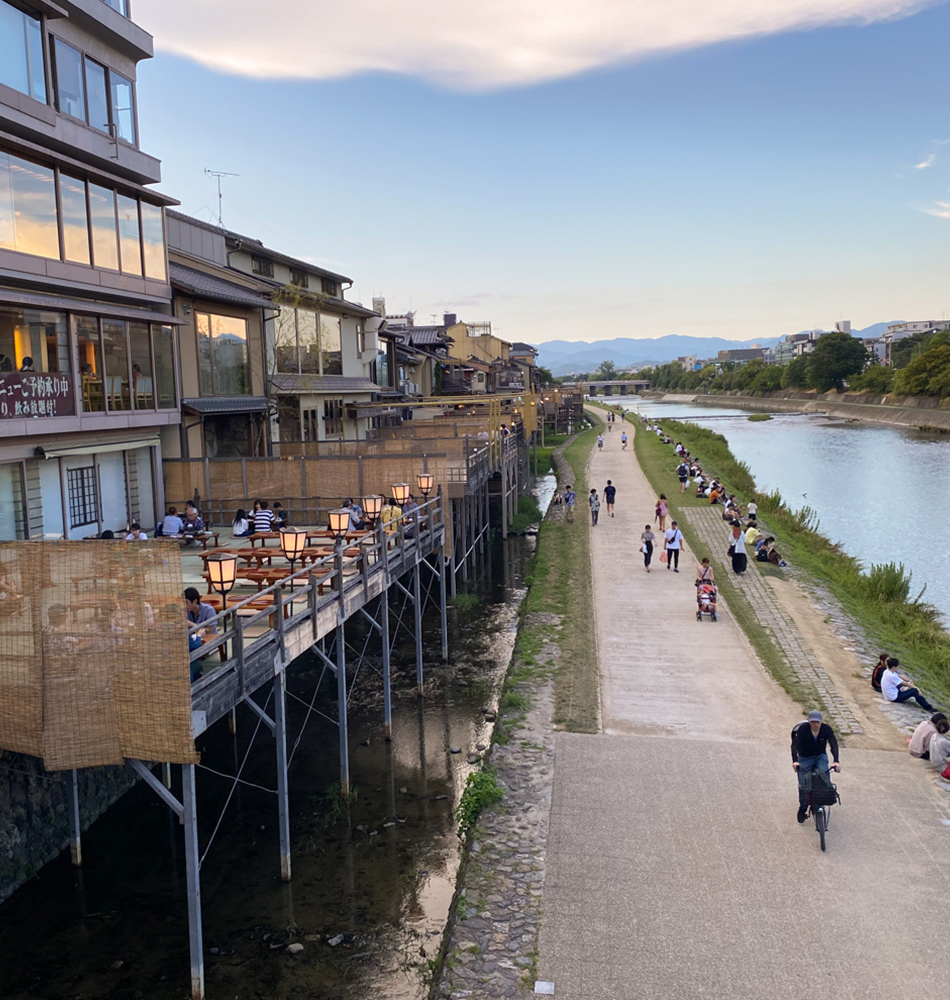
[206,553,237,599]
[279,526,307,572]
[391,483,410,506]
[329,508,350,540]
[362,494,383,527]
[416,473,433,499]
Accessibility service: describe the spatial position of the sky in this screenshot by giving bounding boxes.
[135,0,950,344]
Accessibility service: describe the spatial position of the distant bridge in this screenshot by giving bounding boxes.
[574,379,650,396]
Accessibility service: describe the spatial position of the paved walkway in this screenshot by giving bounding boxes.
[537,423,950,1000]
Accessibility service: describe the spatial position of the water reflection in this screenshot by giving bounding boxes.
[618,396,950,616]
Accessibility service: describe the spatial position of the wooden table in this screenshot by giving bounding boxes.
[246,531,281,548]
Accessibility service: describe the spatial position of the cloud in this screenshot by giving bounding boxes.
[134,0,940,90]
[914,154,937,169]
[922,201,950,219]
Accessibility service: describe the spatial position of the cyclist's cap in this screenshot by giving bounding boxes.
[807,710,823,722]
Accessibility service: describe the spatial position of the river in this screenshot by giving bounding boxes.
[611,397,950,618]
[0,481,552,1000]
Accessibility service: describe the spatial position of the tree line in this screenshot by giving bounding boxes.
[638,329,950,398]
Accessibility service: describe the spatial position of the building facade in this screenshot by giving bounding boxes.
[0,0,177,539]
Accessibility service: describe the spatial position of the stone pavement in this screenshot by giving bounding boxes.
[686,506,864,735]
[537,421,950,1000]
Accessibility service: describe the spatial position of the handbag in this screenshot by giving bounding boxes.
[942,761,950,781]
[659,551,668,563]
[727,544,735,557]
[640,543,648,554]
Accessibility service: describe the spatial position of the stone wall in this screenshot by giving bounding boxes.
[0,751,138,903]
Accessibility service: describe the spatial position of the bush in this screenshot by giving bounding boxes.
[455,769,504,836]
[847,365,894,394]
[865,563,912,604]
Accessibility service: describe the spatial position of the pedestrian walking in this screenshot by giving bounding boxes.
[729,521,747,574]
[589,489,601,526]
[664,521,684,572]
[621,431,628,450]
[604,480,616,517]
[655,494,668,531]
[563,485,576,523]
[597,433,605,450]
[676,458,690,493]
[641,524,655,572]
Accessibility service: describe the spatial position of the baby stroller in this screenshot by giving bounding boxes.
[696,583,718,622]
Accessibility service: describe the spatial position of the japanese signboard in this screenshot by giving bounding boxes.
[0,373,74,419]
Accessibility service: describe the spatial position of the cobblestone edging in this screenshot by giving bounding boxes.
[685,507,864,735]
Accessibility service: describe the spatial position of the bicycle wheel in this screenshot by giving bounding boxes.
[815,807,826,851]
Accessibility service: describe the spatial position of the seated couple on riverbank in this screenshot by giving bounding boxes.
[755,536,786,567]
[909,713,950,773]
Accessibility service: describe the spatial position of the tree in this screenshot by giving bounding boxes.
[805,333,867,392]
[780,355,809,389]
[893,342,950,397]
[847,365,894,394]
[533,365,554,388]
[890,330,948,370]
[596,359,617,380]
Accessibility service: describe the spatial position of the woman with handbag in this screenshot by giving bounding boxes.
[729,521,747,575]
[641,525,655,572]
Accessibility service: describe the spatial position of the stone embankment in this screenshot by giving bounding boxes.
[647,389,950,431]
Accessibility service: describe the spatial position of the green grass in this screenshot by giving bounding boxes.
[455,769,504,836]
[640,417,950,705]
[509,495,543,532]
[747,413,772,421]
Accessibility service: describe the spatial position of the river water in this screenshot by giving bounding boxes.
[0,489,550,1000]
[612,397,950,618]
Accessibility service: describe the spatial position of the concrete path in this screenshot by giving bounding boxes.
[538,421,950,1000]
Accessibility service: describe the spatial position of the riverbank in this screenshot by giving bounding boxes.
[645,389,950,432]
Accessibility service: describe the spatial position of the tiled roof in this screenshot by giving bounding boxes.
[182,397,269,414]
[170,263,273,309]
[270,375,381,394]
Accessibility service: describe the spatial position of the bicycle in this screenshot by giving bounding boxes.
[802,768,840,852]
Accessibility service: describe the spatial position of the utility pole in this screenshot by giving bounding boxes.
[204,168,239,227]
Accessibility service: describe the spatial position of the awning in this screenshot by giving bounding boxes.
[40,434,160,459]
[346,406,396,419]
[169,263,273,310]
[0,289,183,325]
[182,397,269,415]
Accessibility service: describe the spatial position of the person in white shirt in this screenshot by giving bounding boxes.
[125,521,148,540]
[747,500,758,520]
[664,521,684,572]
[232,508,251,537]
[880,658,935,710]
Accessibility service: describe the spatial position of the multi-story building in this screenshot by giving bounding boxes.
[773,330,828,364]
[882,321,944,364]
[0,0,178,539]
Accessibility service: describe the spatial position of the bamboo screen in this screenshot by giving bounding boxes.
[0,541,198,770]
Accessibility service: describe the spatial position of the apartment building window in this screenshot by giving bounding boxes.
[0,147,167,278]
[0,0,46,104]
[323,398,343,436]
[101,0,129,17]
[0,152,59,260]
[289,268,309,288]
[322,278,338,296]
[67,467,99,528]
[275,307,343,376]
[196,313,249,395]
[52,39,137,144]
[252,255,274,277]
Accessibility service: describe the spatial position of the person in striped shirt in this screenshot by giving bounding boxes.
[253,500,274,533]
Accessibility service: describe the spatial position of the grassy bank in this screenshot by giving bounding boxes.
[509,411,603,733]
[640,417,950,704]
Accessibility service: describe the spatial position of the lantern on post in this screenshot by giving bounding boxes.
[206,553,237,599]
[362,494,383,527]
[279,526,307,573]
[329,508,350,541]
[391,483,410,506]
[415,473,434,499]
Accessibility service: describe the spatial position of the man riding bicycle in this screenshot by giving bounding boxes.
[791,710,840,823]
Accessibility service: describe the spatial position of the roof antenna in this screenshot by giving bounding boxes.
[204,168,239,227]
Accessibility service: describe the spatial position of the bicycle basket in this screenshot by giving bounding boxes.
[802,771,839,806]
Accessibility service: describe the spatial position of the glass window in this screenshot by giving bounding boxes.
[320,314,342,375]
[53,38,85,120]
[274,307,298,373]
[88,183,118,270]
[101,320,129,410]
[116,194,141,275]
[152,324,176,408]
[129,322,153,409]
[101,0,129,15]
[289,268,308,288]
[77,316,104,412]
[375,348,390,389]
[85,59,109,133]
[323,398,343,436]
[0,152,60,260]
[251,255,273,277]
[60,174,90,264]
[110,72,135,144]
[322,278,338,296]
[67,466,98,528]
[140,202,166,280]
[196,313,248,395]
[0,307,69,374]
[0,1,46,104]
[298,309,319,373]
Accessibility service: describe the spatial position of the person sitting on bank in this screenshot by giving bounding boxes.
[928,720,950,773]
[880,657,936,711]
[125,521,148,540]
[745,520,762,549]
[909,713,948,759]
[870,651,889,692]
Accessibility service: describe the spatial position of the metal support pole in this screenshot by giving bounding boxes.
[228,708,237,736]
[336,622,350,797]
[380,588,392,741]
[439,548,448,661]
[413,559,424,695]
[273,671,292,882]
[461,496,469,582]
[162,762,172,789]
[181,764,205,1000]
[67,768,81,866]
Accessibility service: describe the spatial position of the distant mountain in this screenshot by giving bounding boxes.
[534,325,901,375]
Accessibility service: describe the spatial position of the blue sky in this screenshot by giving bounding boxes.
[136,1,950,344]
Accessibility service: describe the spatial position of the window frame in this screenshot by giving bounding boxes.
[289,268,309,288]
[195,310,250,397]
[0,0,48,105]
[66,465,99,528]
[251,255,274,278]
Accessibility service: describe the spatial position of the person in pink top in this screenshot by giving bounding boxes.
[909,713,947,759]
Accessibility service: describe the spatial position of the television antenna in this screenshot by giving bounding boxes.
[204,168,239,227]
